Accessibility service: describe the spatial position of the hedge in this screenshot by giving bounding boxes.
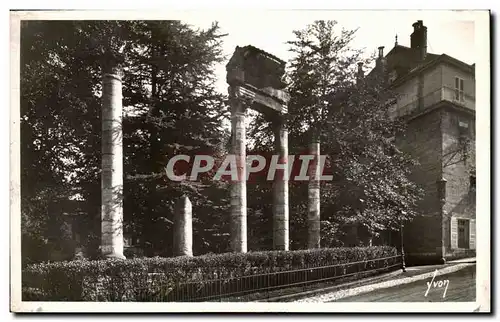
[23,246,398,301]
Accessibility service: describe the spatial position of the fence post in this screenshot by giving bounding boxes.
[219,276,222,302]
[304,269,308,292]
[401,223,406,272]
[267,273,270,299]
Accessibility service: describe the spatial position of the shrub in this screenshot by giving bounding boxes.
[23,246,397,301]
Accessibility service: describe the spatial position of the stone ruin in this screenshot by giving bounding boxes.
[99,45,325,258]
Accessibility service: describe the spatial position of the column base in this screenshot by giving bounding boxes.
[103,253,126,260]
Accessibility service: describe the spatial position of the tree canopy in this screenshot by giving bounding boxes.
[21,20,230,263]
[247,21,423,248]
[20,19,423,264]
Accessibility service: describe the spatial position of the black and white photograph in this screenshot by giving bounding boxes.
[9,9,490,313]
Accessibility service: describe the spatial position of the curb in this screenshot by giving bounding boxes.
[445,258,476,265]
[295,262,475,302]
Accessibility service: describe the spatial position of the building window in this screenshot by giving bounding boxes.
[458,119,471,141]
[454,77,465,102]
[470,174,476,191]
[457,219,470,249]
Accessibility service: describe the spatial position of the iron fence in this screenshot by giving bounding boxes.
[133,254,402,302]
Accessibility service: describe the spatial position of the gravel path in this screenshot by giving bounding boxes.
[295,263,474,303]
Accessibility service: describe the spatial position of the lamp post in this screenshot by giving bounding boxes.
[437,177,447,264]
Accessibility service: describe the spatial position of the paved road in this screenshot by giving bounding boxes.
[334,264,476,302]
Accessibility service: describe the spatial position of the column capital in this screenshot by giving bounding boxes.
[231,102,247,116]
[103,72,123,82]
[228,87,249,115]
[102,50,125,78]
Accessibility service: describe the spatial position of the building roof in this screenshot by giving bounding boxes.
[390,52,475,87]
[366,42,474,87]
[386,44,440,65]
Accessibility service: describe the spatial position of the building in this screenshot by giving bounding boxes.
[369,20,476,263]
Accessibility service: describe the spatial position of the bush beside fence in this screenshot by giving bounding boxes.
[23,246,398,301]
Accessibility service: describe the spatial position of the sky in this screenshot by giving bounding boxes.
[183,10,477,95]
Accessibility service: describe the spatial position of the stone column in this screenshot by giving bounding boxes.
[273,118,289,251]
[101,65,125,259]
[173,196,193,257]
[230,96,247,253]
[307,140,321,249]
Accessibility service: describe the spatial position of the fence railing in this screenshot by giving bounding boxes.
[131,254,402,302]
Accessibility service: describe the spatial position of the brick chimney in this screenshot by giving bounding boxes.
[376,46,386,72]
[374,46,388,84]
[378,46,384,59]
[356,62,364,85]
[410,20,427,61]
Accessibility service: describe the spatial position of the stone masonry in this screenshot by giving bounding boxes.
[101,66,125,260]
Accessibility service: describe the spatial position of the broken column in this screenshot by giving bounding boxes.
[173,196,193,257]
[273,118,289,251]
[101,63,125,259]
[230,96,247,253]
[307,139,321,249]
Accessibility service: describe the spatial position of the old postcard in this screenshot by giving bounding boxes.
[10,9,491,313]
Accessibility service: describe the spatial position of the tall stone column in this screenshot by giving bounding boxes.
[101,64,125,259]
[173,196,193,257]
[307,139,321,249]
[273,118,289,251]
[230,96,247,253]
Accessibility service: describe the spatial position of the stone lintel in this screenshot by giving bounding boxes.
[232,85,288,116]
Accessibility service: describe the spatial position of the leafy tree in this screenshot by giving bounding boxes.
[20,20,230,263]
[20,20,107,264]
[119,21,230,256]
[20,19,423,263]
[248,20,423,248]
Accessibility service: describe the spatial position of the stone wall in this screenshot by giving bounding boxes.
[397,108,443,256]
[441,107,476,255]
[397,104,476,260]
